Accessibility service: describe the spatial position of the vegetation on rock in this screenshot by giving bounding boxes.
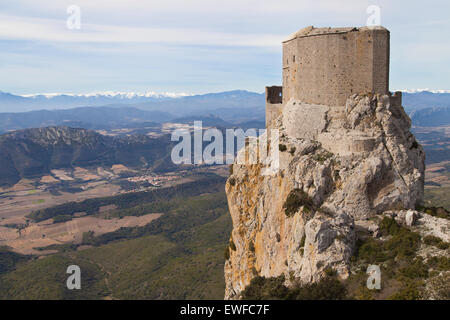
[283,189,314,217]
[241,274,348,300]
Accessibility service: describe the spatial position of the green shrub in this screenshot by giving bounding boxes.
[52,214,72,224]
[2,223,27,230]
[438,242,449,250]
[228,177,236,186]
[241,276,288,300]
[356,238,387,263]
[241,275,347,300]
[283,189,314,217]
[423,235,441,246]
[81,231,96,245]
[398,257,428,279]
[288,277,347,300]
[389,280,422,300]
[383,227,421,259]
[289,147,296,155]
[354,286,375,300]
[427,256,450,271]
[423,235,449,250]
[379,217,400,236]
[417,206,450,220]
[0,247,31,275]
[249,241,255,253]
[355,221,421,264]
[312,151,333,164]
[33,243,78,253]
[279,144,287,152]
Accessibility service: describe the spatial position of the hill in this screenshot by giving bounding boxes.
[0,106,172,133]
[0,126,174,186]
[403,91,450,112]
[410,106,450,126]
[0,189,232,299]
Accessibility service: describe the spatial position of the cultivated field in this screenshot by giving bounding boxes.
[0,213,161,255]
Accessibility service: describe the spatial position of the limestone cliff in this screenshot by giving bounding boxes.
[224,93,425,299]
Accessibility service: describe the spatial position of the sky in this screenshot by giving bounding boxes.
[0,0,449,95]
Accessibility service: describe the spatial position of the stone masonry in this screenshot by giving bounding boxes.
[266,26,390,127]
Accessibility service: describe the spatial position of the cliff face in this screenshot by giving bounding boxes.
[224,93,425,299]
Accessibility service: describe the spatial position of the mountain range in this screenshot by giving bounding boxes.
[1,90,449,111]
[0,106,172,133]
[0,90,449,132]
[0,90,264,114]
[0,91,189,113]
[0,90,448,186]
[402,91,450,111]
[410,106,450,127]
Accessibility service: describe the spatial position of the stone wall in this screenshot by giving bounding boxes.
[265,86,283,128]
[282,26,390,107]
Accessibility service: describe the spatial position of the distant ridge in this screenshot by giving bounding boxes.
[19,91,191,99]
[0,90,449,125]
[0,90,262,113]
[398,89,450,94]
[0,126,174,186]
[0,106,173,133]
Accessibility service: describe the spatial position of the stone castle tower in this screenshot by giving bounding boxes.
[225,26,425,299]
[266,26,394,127]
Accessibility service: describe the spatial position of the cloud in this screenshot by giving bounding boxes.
[2,0,363,16]
[0,14,284,47]
[1,0,450,93]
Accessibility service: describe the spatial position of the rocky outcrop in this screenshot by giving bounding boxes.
[224,93,425,299]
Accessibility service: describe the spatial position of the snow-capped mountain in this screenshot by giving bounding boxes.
[397,89,450,94]
[20,91,191,99]
[1,89,449,126]
[0,91,191,112]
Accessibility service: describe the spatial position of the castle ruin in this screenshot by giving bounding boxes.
[225,26,425,299]
[266,26,402,156]
[266,26,395,124]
